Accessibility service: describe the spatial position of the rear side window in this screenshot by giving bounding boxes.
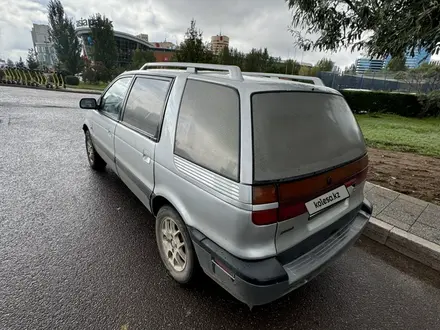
[252,92,366,182]
[175,80,240,181]
[122,77,171,137]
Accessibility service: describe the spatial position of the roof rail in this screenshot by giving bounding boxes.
[140,62,243,81]
[242,72,324,86]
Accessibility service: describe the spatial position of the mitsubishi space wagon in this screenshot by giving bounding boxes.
[79,62,372,307]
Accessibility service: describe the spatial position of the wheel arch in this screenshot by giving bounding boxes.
[150,191,193,228]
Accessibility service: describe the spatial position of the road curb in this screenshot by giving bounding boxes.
[0,83,102,95]
[363,217,440,272]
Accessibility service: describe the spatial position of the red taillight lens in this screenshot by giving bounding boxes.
[278,202,307,221]
[252,208,278,225]
[344,167,368,187]
[251,155,369,226]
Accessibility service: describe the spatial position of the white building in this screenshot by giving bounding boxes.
[211,34,229,55]
[31,24,56,68]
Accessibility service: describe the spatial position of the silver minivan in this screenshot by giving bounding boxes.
[80,63,372,307]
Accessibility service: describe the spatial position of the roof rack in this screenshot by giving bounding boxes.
[241,72,324,86]
[140,62,243,81]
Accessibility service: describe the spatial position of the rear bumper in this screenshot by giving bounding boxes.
[191,199,372,307]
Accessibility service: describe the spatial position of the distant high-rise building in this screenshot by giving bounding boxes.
[211,34,229,55]
[136,34,149,42]
[384,48,431,69]
[31,24,56,68]
[355,57,385,74]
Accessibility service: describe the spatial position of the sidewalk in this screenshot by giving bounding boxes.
[363,182,440,272]
[65,87,101,94]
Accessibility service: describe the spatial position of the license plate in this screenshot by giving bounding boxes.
[305,185,350,216]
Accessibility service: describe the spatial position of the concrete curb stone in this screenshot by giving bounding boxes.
[363,217,440,272]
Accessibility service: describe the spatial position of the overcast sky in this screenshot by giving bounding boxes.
[0,0,386,68]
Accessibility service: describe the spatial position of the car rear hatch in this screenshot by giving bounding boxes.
[250,91,368,257]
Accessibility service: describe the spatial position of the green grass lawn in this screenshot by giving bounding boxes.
[66,82,107,91]
[356,114,440,158]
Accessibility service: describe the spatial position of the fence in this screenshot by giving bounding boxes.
[317,71,434,93]
[0,67,65,89]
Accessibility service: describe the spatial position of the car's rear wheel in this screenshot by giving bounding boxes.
[156,205,198,284]
[85,130,106,171]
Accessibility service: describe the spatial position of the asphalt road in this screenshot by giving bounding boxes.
[1,85,440,330]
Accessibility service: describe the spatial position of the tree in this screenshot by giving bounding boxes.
[47,0,82,74]
[218,46,232,65]
[27,49,39,70]
[217,47,245,68]
[344,63,356,74]
[286,0,440,59]
[243,48,278,72]
[176,19,210,63]
[6,59,14,67]
[315,58,334,72]
[131,48,156,69]
[298,65,312,76]
[15,57,25,69]
[284,59,301,75]
[395,63,440,93]
[387,56,407,72]
[89,14,117,71]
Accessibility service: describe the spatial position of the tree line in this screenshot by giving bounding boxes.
[43,1,337,84]
[18,1,337,84]
[6,0,438,85]
[174,19,336,76]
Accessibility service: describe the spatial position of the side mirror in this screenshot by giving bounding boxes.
[79,98,97,109]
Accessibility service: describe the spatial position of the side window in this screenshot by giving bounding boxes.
[122,77,171,137]
[175,80,240,181]
[100,77,132,119]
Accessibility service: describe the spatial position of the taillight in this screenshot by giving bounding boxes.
[344,167,368,187]
[252,185,277,204]
[252,185,279,225]
[251,155,369,226]
[251,185,308,225]
[278,202,307,221]
[252,208,278,225]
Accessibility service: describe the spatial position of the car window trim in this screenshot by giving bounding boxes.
[98,75,134,122]
[173,78,241,183]
[119,74,174,141]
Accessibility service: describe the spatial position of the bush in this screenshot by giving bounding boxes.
[418,91,440,117]
[340,90,438,117]
[65,75,79,85]
[82,65,97,84]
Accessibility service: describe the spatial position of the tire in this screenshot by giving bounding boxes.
[156,206,198,284]
[85,130,106,171]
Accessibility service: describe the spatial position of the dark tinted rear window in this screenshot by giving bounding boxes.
[252,92,366,182]
[175,80,240,181]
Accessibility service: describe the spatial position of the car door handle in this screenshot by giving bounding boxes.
[107,129,112,137]
[142,150,151,164]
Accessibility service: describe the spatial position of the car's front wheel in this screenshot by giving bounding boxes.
[156,206,198,284]
[85,130,106,171]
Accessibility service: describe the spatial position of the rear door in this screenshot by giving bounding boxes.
[250,91,367,255]
[114,75,172,210]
